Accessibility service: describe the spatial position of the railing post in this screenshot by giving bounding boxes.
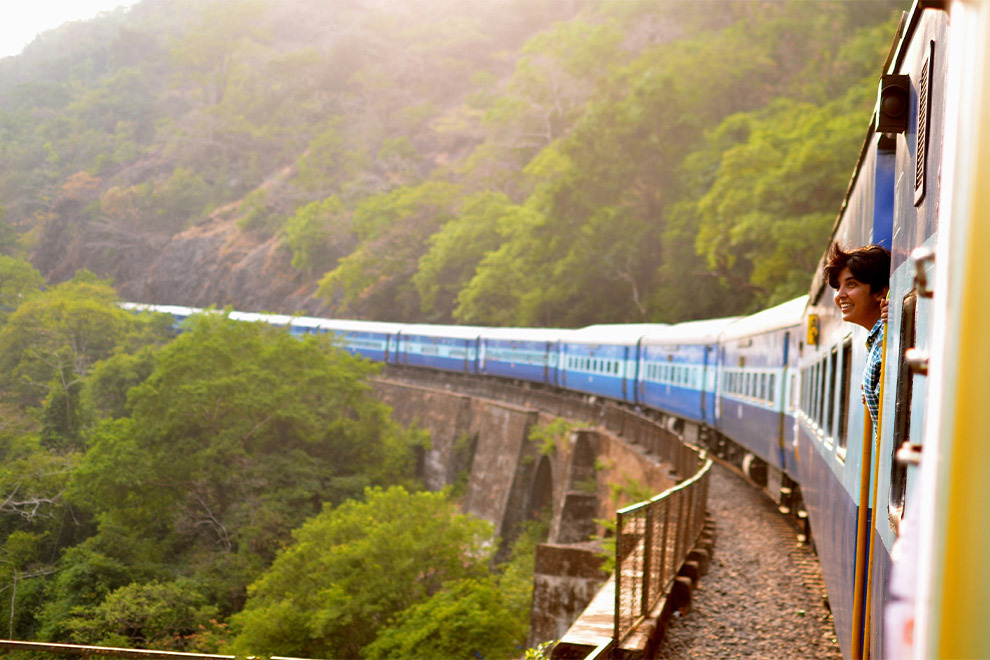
[658,498,670,601]
[641,504,653,617]
[614,509,624,645]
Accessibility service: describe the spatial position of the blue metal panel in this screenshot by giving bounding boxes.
[640,383,705,422]
[481,338,556,385]
[718,400,785,471]
[798,427,860,660]
[329,330,393,362]
[401,334,479,374]
[872,150,895,250]
[560,342,629,401]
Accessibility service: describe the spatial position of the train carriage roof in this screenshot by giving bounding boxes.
[228,310,293,326]
[639,317,741,346]
[119,302,206,318]
[718,296,808,341]
[565,324,669,347]
[479,327,575,342]
[398,324,486,340]
[315,319,407,334]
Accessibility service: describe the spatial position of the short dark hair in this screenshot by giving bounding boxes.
[823,243,891,294]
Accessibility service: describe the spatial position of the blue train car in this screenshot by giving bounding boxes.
[313,319,405,363]
[560,325,652,402]
[796,5,951,656]
[478,327,568,386]
[396,324,483,374]
[637,318,738,426]
[228,310,294,332]
[119,303,203,329]
[716,297,805,480]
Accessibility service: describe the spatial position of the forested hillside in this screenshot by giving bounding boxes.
[0,0,907,656]
[0,0,901,326]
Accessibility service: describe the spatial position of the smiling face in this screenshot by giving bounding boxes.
[833,266,883,329]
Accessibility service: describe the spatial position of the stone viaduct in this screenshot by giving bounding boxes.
[373,367,694,647]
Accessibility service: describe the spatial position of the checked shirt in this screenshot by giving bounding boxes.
[864,317,884,424]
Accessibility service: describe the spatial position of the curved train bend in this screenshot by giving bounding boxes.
[125,1,990,657]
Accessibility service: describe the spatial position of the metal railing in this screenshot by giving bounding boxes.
[614,454,712,644]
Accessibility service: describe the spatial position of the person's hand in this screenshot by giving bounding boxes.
[881,298,889,323]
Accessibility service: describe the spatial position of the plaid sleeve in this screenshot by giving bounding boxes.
[863,324,884,424]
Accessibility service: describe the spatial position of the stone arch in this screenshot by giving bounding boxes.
[566,430,598,492]
[528,454,554,523]
[556,430,600,544]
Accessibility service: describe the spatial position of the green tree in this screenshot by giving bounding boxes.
[64,313,421,622]
[413,190,513,322]
[280,195,352,273]
[228,486,494,659]
[318,181,462,320]
[0,273,135,449]
[689,85,875,307]
[0,256,43,324]
[364,578,525,660]
[64,580,218,650]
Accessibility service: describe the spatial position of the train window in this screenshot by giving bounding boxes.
[890,291,919,524]
[811,363,820,428]
[817,359,828,429]
[807,365,815,423]
[788,373,796,411]
[838,337,853,451]
[826,347,838,438]
[768,374,775,405]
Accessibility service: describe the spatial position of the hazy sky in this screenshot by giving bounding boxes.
[0,0,141,59]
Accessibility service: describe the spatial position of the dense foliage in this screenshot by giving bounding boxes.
[0,262,543,657]
[0,0,902,326]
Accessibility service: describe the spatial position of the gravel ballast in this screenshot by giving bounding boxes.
[658,462,842,659]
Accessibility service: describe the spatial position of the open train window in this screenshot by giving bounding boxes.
[808,366,816,425]
[818,358,829,429]
[826,347,838,438]
[760,373,767,402]
[768,374,775,406]
[838,337,853,452]
[890,291,918,528]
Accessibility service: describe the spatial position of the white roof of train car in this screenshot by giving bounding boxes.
[315,319,407,334]
[718,296,808,340]
[566,324,668,346]
[639,317,741,346]
[398,324,486,340]
[479,327,574,342]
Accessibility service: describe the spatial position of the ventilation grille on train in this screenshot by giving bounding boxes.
[914,42,934,206]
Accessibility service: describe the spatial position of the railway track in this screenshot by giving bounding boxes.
[657,462,841,659]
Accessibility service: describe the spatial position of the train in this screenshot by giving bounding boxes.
[122,0,990,657]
